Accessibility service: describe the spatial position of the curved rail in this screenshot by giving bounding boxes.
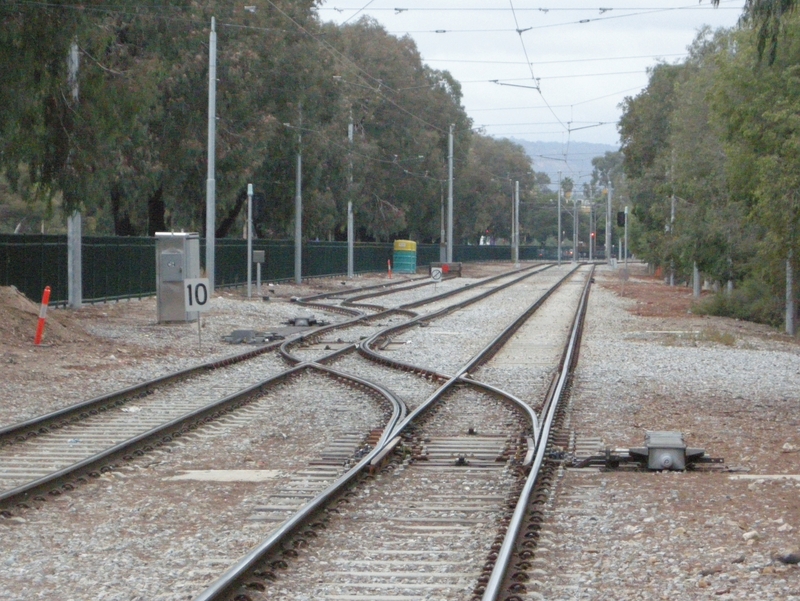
[193,265,585,601]
[0,362,405,511]
[279,264,550,365]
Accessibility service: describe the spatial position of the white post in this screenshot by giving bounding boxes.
[294,136,302,285]
[693,261,701,298]
[67,211,82,308]
[557,171,562,266]
[572,198,578,264]
[447,124,454,263]
[589,204,593,261]
[624,205,629,268]
[347,201,354,278]
[606,179,612,264]
[514,180,520,267]
[257,263,262,296]
[509,184,514,262]
[67,39,82,309]
[347,116,354,278]
[440,186,446,263]
[247,183,253,298]
[787,250,795,335]
[205,17,217,293]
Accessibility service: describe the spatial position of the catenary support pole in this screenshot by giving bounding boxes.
[205,17,217,292]
[67,211,82,309]
[607,179,612,264]
[347,116,354,278]
[447,124,454,263]
[557,171,562,266]
[440,187,446,263]
[294,109,303,285]
[514,180,520,267]
[247,183,253,298]
[67,39,82,309]
[670,194,676,286]
[787,250,795,335]
[510,183,515,263]
[573,198,578,264]
[624,205,629,268]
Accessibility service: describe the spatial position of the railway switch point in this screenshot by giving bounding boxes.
[628,431,705,470]
[574,431,724,471]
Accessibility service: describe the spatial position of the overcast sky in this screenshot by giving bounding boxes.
[316,0,744,148]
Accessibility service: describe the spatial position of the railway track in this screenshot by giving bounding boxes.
[189,265,592,601]
[0,265,550,512]
[0,263,592,600]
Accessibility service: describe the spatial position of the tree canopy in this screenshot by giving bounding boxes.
[0,3,545,246]
[619,12,800,326]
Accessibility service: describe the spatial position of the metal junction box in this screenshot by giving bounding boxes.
[629,431,705,471]
[155,232,200,323]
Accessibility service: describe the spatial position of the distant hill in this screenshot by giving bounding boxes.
[504,138,619,189]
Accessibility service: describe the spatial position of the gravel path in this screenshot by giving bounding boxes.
[385,265,577,374]
[529,265,800,601]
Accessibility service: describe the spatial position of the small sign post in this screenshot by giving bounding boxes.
[185,278,211,348]
[430,267,443,289]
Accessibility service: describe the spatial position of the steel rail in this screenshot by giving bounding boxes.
[193,265,578,601]
[0,362,405,511]
[358,265,554,370]
[279,265,550,365]
[295,274,429,302]
[0,265,547,511]
[381,267,579,441]
[0,339,289,445]
[481,265,595,601]
[1,280,415,445]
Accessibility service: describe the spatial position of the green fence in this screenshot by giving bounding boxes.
[0,234,573,305]
[0,234,68,303]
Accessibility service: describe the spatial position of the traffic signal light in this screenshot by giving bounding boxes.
[617,211,626,227]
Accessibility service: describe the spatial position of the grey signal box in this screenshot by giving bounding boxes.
[156,232,200,323]
[628,431,705,471]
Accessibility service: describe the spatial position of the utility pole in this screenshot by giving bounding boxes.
[67,37,82,309]
[440,183,446,262]
[606,179,612,265]
[294,107,303,285]
[589,203,593,262]
[514,180,520,268]
[787,250,795,335]
[246,183,253,298]
[447,124,454,263]
[509,180,514,262]
[557,171,562,266]
[670,194,676,286]
[624,205,629,268]
[572,196,578,264]
[347,111,354,279]
[205,17,217,293]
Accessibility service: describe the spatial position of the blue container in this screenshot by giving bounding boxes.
[392,240,417,273]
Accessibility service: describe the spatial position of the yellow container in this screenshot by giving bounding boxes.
[392,240,417,273]
[393,240,417,252]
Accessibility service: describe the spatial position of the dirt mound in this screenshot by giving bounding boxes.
[0,286,87,347]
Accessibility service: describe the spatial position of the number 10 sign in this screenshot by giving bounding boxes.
[184,278,212,313]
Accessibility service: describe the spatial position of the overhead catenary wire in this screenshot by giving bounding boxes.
[382,2,740,35]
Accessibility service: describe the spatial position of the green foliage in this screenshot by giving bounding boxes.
[694,278,784,326]
[1,5,546,246]
[618,17,800,328]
